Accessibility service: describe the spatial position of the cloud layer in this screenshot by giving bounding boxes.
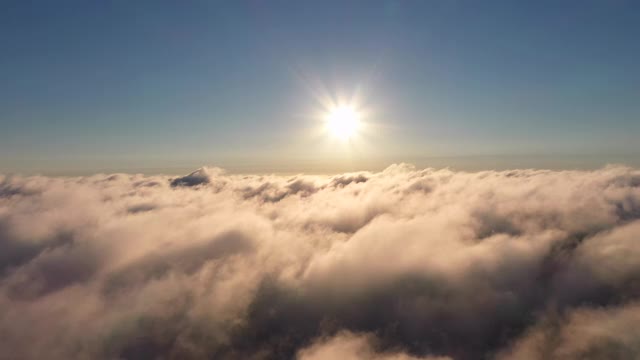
[1,164,640,359]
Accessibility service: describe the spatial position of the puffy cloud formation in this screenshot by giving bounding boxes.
[297,331,450,360]
[1,164,640,359]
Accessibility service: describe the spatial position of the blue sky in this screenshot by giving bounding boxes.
[1,0,639,174]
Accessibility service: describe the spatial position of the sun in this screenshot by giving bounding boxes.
[325,105,361,140]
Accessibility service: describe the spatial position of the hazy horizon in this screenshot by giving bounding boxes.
[2,153,639,177]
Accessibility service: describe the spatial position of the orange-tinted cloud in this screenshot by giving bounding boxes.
[0,165,639,359]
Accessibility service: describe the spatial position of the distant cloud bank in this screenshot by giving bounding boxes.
[1,164,640,359]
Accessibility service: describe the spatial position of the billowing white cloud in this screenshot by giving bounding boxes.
[297,331,451,360]
[1,164,639,359]
[496,302,640,359]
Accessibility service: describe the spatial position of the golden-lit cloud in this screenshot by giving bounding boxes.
[1,165,640,359]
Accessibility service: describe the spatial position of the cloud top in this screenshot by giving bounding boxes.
[1,165,640,359]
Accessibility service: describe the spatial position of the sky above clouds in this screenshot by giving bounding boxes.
[1,0,639,173]
[1,164,640,359]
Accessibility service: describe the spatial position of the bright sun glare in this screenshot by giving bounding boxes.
[325,106,361,140]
